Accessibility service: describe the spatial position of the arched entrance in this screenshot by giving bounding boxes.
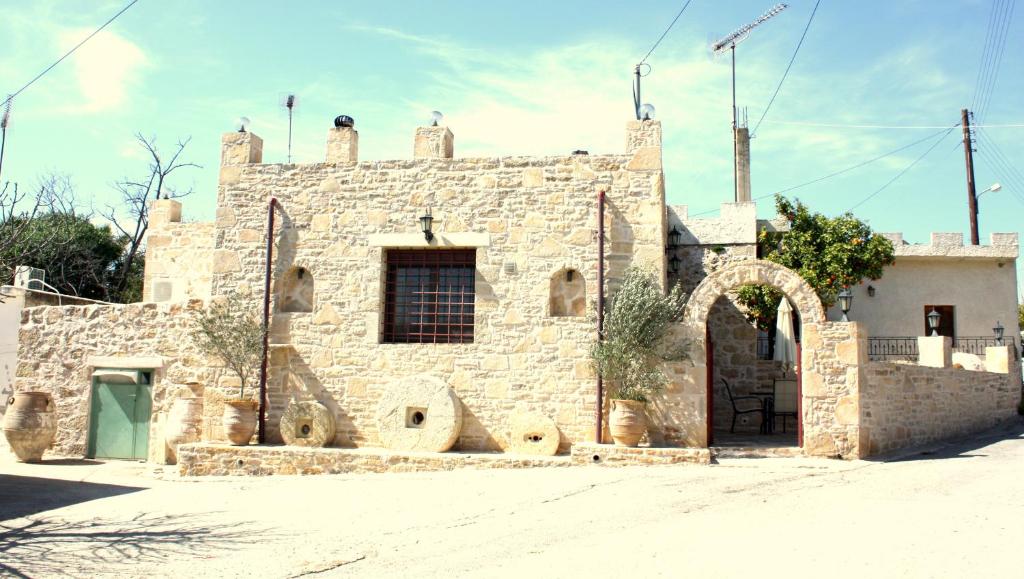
[682,261,825,447]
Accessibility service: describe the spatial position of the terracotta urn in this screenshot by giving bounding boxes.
[165,397,203,461]
[609,399,647,447]
[222,400,257,446]
[3,392,58,462]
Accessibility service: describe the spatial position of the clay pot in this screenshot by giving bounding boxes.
[3,392,58,462]
[165,398,203,461]
[609,399,647,447]
[222,400,257,446]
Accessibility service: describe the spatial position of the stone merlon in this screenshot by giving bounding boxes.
[879,232,1018,260]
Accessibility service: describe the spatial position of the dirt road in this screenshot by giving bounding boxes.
[2,422,1022,578]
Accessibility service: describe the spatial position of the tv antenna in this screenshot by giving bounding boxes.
[281,93,297,163]
[712,2,788,200]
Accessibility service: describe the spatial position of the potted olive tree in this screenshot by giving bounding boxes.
[190,292,264,445]
[591,267,688,446]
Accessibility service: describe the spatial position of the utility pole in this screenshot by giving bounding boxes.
[961,108,979,245]
[731,45,737,201]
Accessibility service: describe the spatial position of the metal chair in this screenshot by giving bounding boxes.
[722,378,767,434]
[772,379,798,433]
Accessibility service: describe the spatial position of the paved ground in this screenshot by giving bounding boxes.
[2,421,1023,578]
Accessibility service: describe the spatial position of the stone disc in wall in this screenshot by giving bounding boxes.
[508,412,560,456]
[376,376,463,452]
[280,400,336,447]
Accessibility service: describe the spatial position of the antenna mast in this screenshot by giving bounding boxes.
[712,3,788,201]
[0,96,11,184]
[284,94,296,163]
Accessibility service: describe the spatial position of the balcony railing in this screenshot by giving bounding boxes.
[868,337,918,361]
[868,336,1010,361]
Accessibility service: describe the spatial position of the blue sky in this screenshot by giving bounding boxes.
[2,1,1022,296]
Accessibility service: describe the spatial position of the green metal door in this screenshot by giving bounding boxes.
[87,370,152,460]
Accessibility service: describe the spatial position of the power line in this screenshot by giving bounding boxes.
[972,0,1016,124]
[977,0,1015,123]
[750,0,822,137]
[1,0,141,111]
[847,126,956,211]
[639,0,695,64]
[686,126,957,217]
[760,119,1024,129]
[976,128,1024,206]
[971,0,1005,114]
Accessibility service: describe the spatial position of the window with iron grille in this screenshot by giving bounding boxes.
[382,249,476,343]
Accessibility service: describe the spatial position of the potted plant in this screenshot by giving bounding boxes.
[190,292,264,445]
[591,267,688,446]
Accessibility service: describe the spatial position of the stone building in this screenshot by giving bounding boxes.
[9,117,1021,467]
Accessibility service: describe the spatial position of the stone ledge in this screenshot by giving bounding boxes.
[177,443,570,476]
[571,443,711,466]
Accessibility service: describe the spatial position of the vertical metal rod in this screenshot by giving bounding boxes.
[634,65,642,120]
[962,108,979,245]
[287,108,293,164]
[596,189,606,444]
[258,197,278,444]
[731,44,738,203]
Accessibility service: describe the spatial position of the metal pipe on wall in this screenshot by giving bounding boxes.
[595,189,606,444]
[257,197,279,444]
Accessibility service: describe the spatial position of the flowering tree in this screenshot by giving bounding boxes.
[738,195,895,330]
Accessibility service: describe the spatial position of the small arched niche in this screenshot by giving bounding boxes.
[279,266,314,313]
[549,268,586,317]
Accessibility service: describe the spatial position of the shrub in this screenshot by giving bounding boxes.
[190,292,264,401]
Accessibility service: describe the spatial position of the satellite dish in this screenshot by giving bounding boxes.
[236,116,251,132]
[429,110,444,126]
[639,103,656,120]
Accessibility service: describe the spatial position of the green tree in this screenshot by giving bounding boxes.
[737,195,896,329]
[189,292,264,401]
[1,212,129,301]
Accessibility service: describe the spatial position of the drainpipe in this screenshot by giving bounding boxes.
[257,197,279,444]
[595,189,606,444]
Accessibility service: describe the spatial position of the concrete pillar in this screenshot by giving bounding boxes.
[735,127,751,203]
[220,131,263,166]
[326,127,358,163]
[414,126,453,159]
[917,336,952,368]
[983,345,1012,373]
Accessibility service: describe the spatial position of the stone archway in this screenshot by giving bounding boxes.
[682,260,824,448]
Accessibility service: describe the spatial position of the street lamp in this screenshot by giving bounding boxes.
[977,182,1002,199]
[837,288,853,322]
[993,321,1005,346]
[927,309,941,337]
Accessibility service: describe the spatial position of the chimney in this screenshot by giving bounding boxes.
[414,125,454,159]
[735,127,751,202]
[326,126,358,163]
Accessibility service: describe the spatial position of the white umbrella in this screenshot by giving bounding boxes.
[774,298,798,374]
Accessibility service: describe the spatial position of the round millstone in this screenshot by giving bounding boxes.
[280,400,336,447]
[375,376,463,452]
[508,411,560,456]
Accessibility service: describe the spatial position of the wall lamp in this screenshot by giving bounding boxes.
[993,321,1005,346]
[666,225,682,251]
[669,254,682,275]
[837,288,853,322]
[420,208,434,242]
[867,285,875,297]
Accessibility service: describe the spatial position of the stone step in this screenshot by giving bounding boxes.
[710,446,805,459]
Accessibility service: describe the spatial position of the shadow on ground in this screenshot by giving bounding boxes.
[0,512,263,578]
[0,475,145,521]
[875,419,1024,463]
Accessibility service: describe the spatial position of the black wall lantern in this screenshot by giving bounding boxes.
[666,225,683,250]
[669,254,682,275]
[419,208,434,242]
[993,321,1005,346]
[866,285,875,297]
[837,287,853,322]
[927,308,941,337]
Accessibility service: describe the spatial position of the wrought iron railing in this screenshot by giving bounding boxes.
[869,335,1013,361]
[868,337,919,361]
[951,336,1000,356]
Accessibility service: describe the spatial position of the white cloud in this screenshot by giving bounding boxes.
[58,28,148,113]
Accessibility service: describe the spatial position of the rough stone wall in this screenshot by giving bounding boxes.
[11,301,230,459]
[800,322,865,458]
[143,200,215,303]
[860,360,1020,455]
[208,124,667,452]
